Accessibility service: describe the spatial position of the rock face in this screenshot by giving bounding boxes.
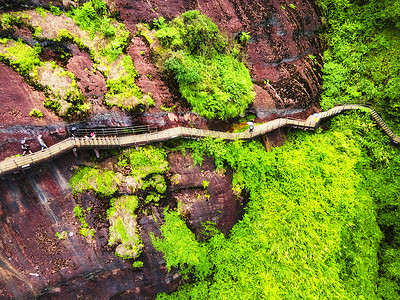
[115,0,323,116]
[0,149,242,299]
[0,154,180,299]
[168,152,244,239]
[0,0,323,298]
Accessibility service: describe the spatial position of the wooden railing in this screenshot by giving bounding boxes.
[0,105,398,177]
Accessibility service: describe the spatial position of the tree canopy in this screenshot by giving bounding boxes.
[154,11,255,120]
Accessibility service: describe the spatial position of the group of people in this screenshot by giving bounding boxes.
[21,135,48,156]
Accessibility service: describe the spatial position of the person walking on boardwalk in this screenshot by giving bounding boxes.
[247,121,254,132]
[37,135,48,151]
[21,139,32,156]
[70,126,77,138]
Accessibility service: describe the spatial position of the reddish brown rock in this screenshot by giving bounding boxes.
[65,47,109,114]
[168,152,244,238]
[0,155,180,299]
[115,0,323,114]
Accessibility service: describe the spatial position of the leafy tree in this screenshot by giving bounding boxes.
[153,11,255,120]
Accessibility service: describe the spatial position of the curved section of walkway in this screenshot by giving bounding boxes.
[0,104,398,177]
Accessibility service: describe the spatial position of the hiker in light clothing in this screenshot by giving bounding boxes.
[247,121,254,133]
[37,135,48,151]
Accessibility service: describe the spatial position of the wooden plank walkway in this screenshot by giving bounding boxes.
[0,105,398,177]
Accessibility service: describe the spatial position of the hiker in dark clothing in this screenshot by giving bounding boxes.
[21,139,32,156]
[70,126,77,138]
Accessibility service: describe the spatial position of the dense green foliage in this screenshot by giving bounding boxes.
[67,0,129,62]
[153,11,255,120]
[69,166,119,197]
[151,210,212,280]
[318,0,400,127]
[154,113,400,299]
[118,146,169,180]
[107,195,143,259]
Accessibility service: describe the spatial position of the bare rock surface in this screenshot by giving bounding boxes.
[168,152,244,238]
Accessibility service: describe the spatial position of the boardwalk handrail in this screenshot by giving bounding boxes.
[0,105,398,177]
[73,125,156,137]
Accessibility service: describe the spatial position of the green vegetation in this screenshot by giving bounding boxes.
[237,31,251,46]
[317,0,400,129]
[66,0,147,110]
[49,2,62,16]
[69,166,120,197]
[118,146,169,180]
[107,195,143,259]
[0,38,41,77]
[104,55,144,111]
[55,231,68,240]
[74,205,95,237]
[153,112,400,299]
[0,37,88,119]
[152,11,255,120]
[30,109,44,118]
[132,260,144,268]
[151,210,212,280]
[0,0,148,117]
[69,145,170,261]
[67,0,129,62]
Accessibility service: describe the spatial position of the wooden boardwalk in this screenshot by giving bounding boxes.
[0,104,398,177]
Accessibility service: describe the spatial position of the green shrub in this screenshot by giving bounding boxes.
[117,146,169,179]
[154,11,255,120]
[55,231,68,240]
[132,261,143,268]
[49,2,62,16]
[29,109,44,118]
[237,31,251,45]
[69,166,120,197]
[36,7,46,18]
[74,205,95,237]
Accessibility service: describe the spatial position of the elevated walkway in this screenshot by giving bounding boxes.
[0,104,398,177]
